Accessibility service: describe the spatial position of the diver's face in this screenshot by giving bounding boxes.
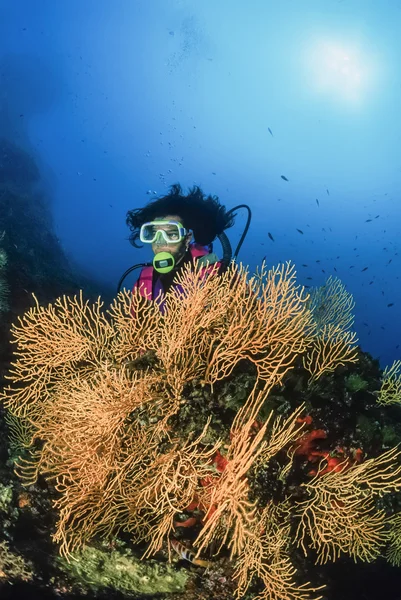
[151,214,192,261]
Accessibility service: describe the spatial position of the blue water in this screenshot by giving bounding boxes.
[1,0,400,368]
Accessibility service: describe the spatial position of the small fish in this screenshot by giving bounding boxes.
[302,264,308,267]
[326,189,330,195]
[281,175,289,181]
[306,277,313,280]
[334,267,337,272]
[268,232,275,242]
[369,281,374,285]
[387,303,394,307]
[375,215,380,219]
[361,267,368,272]
[387,259,392,265]
[296,228,304,235]
[365,219,372,223]
[170,539,213,568]
[268,127,274,136]
[349,266,355,269]
[316,199,319,207]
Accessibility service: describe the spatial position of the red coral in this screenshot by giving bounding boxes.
[353,447,364,463]
[180,450,229,526]
[173,516,198,528]
[307,453,350,476]
[296,415,313,425]
[292,422,365,478]
[307,447,364,477]
[293,429,327,457]
[212,449,229,473]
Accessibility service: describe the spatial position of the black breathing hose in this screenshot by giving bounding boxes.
[218,204,252,274]
[116,263,152,294]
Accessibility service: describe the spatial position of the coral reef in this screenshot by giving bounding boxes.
[2,258,401,600]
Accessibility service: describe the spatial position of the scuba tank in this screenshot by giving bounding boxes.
[117,204,251,294]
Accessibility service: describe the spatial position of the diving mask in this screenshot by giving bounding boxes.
[140,220,188,244]
[140,220,190,274]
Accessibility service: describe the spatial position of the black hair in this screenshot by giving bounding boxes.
[126,183,236,248]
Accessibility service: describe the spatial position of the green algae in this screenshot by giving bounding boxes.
[58,543,188,596]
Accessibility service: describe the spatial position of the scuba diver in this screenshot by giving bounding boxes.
[118,183,252,313]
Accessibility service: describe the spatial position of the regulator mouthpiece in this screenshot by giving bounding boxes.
[153,251,175,273]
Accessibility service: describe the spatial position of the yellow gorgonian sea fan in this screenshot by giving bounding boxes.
[303,276,359,381]
[0,261,313,557]
[295,446,401,564]
[377,360,401,406]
